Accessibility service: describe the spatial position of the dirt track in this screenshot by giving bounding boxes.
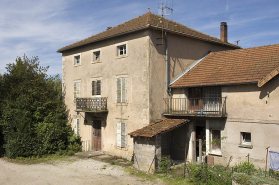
[0,158,164,185]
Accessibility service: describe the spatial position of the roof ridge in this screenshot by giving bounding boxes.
[210,43,279,55]
[59,12,150,51]
[148,12,239,47]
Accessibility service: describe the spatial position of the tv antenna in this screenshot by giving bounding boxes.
[236,40,240,45]
[157,0,173,45]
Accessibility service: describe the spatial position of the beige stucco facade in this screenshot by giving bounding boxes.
[171,76,279,169]
[61,28,236,159]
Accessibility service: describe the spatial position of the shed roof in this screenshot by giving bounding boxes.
[171,44,279,88]
[129,118,189,138]
[57,10,239,52]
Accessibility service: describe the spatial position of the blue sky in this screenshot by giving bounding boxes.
[1,0,279,76]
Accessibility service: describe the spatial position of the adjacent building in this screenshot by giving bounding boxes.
[130,44,279,171]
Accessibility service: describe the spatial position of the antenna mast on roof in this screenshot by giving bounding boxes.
[157,0,173,45]
[157,1,173,96]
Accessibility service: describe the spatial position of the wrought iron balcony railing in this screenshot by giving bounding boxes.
[163,97,226,117]
[76,97,107,112]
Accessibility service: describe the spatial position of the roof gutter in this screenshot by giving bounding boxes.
[170,81,258,88]
[57,25,240,53]
[169,52,210,86]
[57,25,151,53]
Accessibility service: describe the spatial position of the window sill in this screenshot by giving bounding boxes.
[209,150,222,156]
[115,55,128,59]
[116,103,128,106]
[92,60,102,64]
[73,64,81,67]
[115,146,128,151]
[238,144,253,149]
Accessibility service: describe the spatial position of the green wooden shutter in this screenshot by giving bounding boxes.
[117,78,121,103]
[121,78,126,103]
[92,81,96,96]
[121,122,126,148]
[116,122,121,147]
[97,80,101,95]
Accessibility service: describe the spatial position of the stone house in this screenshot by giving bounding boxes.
[57,9,239,159]
[130,43,279,171]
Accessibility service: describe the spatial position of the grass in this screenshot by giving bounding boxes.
[124,166,192,185]
[2,154,78,165]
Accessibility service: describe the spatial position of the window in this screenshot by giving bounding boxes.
[73,81,81,102]
[117,44,126,56]
[92,79,101,96]
[116,77,127,103]
[116,120,127,148]
[241,132,251,145]
[211,130,221,154]
[74,54,81,66]
[73,117,80,136]
[93,51,101,63]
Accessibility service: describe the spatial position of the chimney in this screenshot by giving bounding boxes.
[220,22,227,42]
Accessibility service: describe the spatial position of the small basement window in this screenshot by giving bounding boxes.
[93,51,101,62]
[117,44,126,56]
[241,132,251,145]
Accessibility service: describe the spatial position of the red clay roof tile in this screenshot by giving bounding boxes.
[171,44,279,88]
[129,118,189,138]
[57,11,239,52]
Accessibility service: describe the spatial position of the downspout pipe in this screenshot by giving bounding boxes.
[165,31,171,96]
[165,31,172,113]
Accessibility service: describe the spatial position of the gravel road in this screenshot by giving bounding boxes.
[0,158,164,185]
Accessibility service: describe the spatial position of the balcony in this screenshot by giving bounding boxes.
[76,97,108,112]
[163,97,226,117]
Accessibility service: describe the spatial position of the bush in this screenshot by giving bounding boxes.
[234,161,256,174]
[68,143,82,153]
[0,55,82,158]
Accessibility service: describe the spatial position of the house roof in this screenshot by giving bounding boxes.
[171,44,279,88]
[57,10,240,52]
[129,118,189,138]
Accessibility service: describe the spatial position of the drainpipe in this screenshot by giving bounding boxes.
[165,31,172,112]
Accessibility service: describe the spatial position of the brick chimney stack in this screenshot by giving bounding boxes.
[220,22,228,42]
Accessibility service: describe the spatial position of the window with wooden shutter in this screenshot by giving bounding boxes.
[92,80,101,96]
[116,120,127,148]
[116,77,127,103]
[117,78,122,103]
[73,81,81,101]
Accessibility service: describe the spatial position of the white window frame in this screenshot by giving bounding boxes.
[92,49,101,63]
[115,42,128,58]
[73,80,81,102]
[116,119,128,149]
[115,75,127,105]
[73,53,81,66]
[91,77,102,97]
[210,129,222,155]
[73,116,80,136]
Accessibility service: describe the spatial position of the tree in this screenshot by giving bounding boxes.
[0,55,80,158]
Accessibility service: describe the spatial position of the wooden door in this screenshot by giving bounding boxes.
[93,120,101,151]
[188,88,203,111]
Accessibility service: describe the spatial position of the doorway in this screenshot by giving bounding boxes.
[92,120,101,151]
[195,123,206,162]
